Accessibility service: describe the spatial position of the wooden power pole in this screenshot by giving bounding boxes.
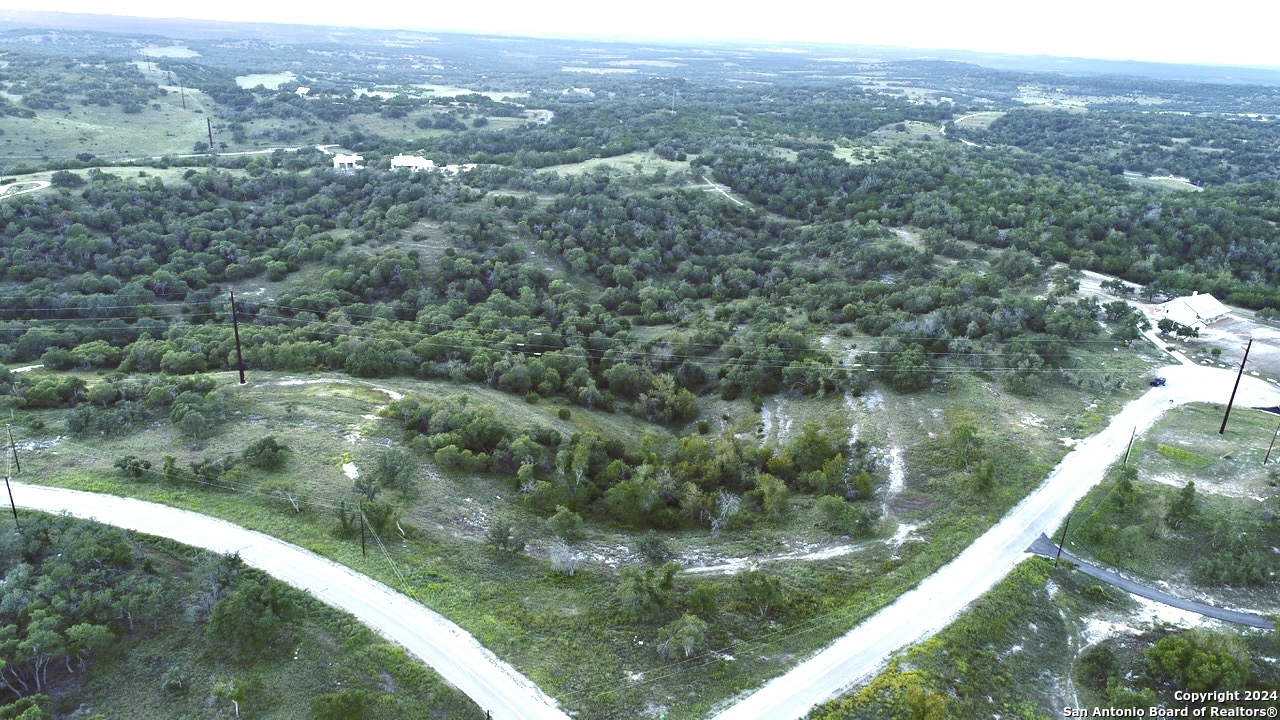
[229,291,246,385]
[1219,338,1252,434]
[5,425,20,528]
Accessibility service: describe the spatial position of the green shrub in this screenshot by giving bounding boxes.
[547,505,585,542]
[311,689,373,720]
[815,495,878,537]
[242,435,290,470]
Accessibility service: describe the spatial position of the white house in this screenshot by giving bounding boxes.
[332,154,364,170]
[390,154,435,171]
[1160,292,1231,329]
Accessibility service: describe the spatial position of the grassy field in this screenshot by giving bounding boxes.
[867,120,946,148]
[1131,403,1280,497]
[2,165,242,190]
[1122,171,1203,192]
[0,70,544,163]
[4,358,1138,718]
[0,88,214,162]
[1063,403,1280,613]
[535,150,693,176]
[831,144,886,164]
[137,46,200,58]
[952,110,1006,129]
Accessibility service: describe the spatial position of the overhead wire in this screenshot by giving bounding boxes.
[0,293,1157,376]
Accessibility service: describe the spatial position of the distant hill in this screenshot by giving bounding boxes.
[1,9,1278,86]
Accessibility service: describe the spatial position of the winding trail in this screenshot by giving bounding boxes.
[11,483,570,720]
[710,363,1280,720]
[700,174,745,206]
[0,180,50,198]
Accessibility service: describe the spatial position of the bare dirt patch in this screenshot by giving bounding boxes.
[1080,592,1220,648]
[236,72,297,90]
[887,492,938,514]
[1122,171,1202,192]
[138,45,199,58]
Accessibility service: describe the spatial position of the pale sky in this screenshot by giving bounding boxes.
[0,0,1276,69]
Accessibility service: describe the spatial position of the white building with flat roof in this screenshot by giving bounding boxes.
[332,154,364,170]
[391,154,435,171]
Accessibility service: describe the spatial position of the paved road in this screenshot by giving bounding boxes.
[1026,535,1273,629]
[710,363,1280,720]
[11,483,570,720]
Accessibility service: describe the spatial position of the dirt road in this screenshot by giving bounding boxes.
[709,363,1280,720]
[11,356,1279,720]
[10,483,570,720]
[0,180,50,198]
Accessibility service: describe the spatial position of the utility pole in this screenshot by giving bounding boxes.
[1219,338,1252,434]
[1055,513,1072,561]
[5,425,20,528]
[207,117,214,153]
[229,291,246,385]
[359,508,367,557]
[1123,426,1137,464]
[1265,421,1280,465]
[7,424,20,474]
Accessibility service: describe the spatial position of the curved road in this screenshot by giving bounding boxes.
[710,362,1280,720]
[0,180,51,198]
[11,483,570,720]
[11,362,1279,720]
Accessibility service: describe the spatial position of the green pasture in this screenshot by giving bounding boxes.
[952,110,1005,129]
[0,88,214,162]
[1132,403,1280,489]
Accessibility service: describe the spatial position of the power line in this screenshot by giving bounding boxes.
[0,292,1157,378]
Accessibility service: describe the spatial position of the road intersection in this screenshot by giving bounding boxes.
[12,362,1280,720]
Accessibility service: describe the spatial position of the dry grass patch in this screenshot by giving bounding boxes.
[952,111,1005,129]
[235,72,298,89]
[536,151,692,176]
[413,85,529,102]
[2,98,214,161]
[1122,171,1203,192]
